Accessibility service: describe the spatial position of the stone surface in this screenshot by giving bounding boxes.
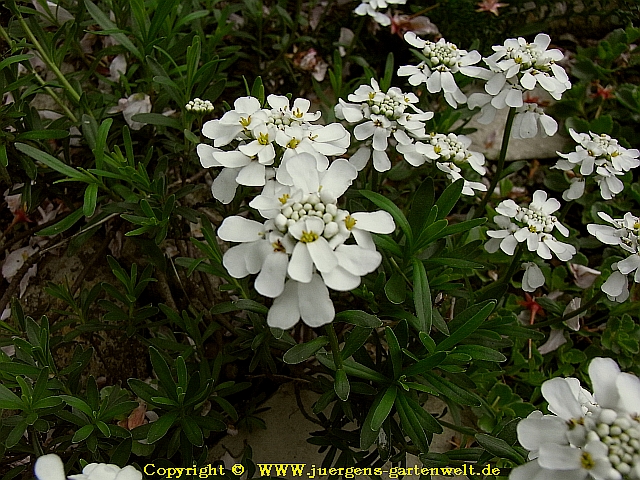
[208,383,469,480]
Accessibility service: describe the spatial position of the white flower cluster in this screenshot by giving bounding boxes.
[354,0,406,26]
[555,130,640,201]
[335,78,433,172]
[398,33,487,108]
[185,98,214,113]
[35,454,142,480]
[588,211,640,302]
[486,190,575,291]
[468,33,569,139]
[511,357,640,480]
[217,153,395,329]
[486,190,575,261]
[198,95,349,203]
[397,132,487,195]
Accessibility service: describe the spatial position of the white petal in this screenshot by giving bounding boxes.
[616,254,640,275]
[288,243,314,283]
[211,168,240,204]
[322,267,361,291]
[298,275,335,327]
[306,237,338,273]
[218,216,265,242]
[351,211,395,234]
[538,329,567,354]
[35,454,67,480]
[372,150,391,172]
[517,411,568,451]
[255,252,289,298]
[114,466,142,480]
[589,357,621,409]
[320,159,358,203]
[615,372,640,415]
[267,280,300,329]
[541,377,585,420]
[537,444,583,470]
[236,161,266,186]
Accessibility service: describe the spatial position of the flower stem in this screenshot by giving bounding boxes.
[325,323,344,371]
[501,243,524,285]
[476,106,517,217]
[562,290,605,323]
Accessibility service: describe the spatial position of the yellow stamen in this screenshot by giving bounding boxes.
[279,194,290,204]
[258,132,270,145]
[344,215,357,230]
[300,230,318,243]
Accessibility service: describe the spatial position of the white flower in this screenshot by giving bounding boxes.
[588,211,640,301]
[108,93,152,130]
[399,33,488,107]
[267,274,335,328]
[537,328,567,354]
[32,1,74,24]
[485,33,570,100]
[354,0,406,26]
[486,190,575,261]
[511,102,558,139]
[335,78,433,172]
[511,358,640,480]
[555,130,639,200]
[35,454,142,480]
[2,246,37,282]
[109,54,127,82]
[202,96,264,147]
[436,161,487,196]
[569,264,601,289]
[522,262,545,292]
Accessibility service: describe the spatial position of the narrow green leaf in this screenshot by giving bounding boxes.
[405,395,443,434]
[93,118,112,169]
[371,386,397,431]
[475,433,525,463]
[360,391,384,449]
[402,351,447,377]
[385,272,406,304]
[61,395,94,417]
[6,420,28,448]
[283,337,329,364]
[83,184,99,217]
[176,356,188,389]
[17,130,69,141]
[0,384,25,410]
[385,327,402,379]
[395,393,428,451]
[181,416,204,447]
[149,347,177,399]
[15,143,87,180]
[453,345,506,362]
[131,113,181,129]
[334,368,350,401]
[147,411,179,444]
[0,53,34,71]
[334,310,382,328]
[72,424,95,443]
[412,259,432,333]
[316,352,388,383]
[435,178,463,220]
[436,301,495,351]
[84,0,143,60]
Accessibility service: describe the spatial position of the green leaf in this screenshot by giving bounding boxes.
[436,301,495,351]
[435,178,463,220]
[181,416,204,447]
[334,310,382,328]
[283,337,329,364]
[15,143,88,180]
[130,113,181,129]
[371,386,397,431]
[0,53,34,71]
[408,179,435,235]
[6,420,28,448]
[360,190,409,244]
[475,433,524,463]
[385,272,406,304]
[84,0,143,60]
[83,184,99,217]
[412,259,432,333]
[385,327,402,379]
[453,345,506,362]
[61,395,94,417]
[17,130,69,141]
[402,351,447,377]
[360,391,384,449]
[147,411,179,443]
[395,393,428,451]
[93,118,112,169]
[334,368,350,401]
[404,395,443,434]
[316,352,388,383]
[380,52,394,91]
[422,372,481,406]
[149,347,177,399]
[589,115,613,134]
[0,384,25,410]
[72,424,95,443]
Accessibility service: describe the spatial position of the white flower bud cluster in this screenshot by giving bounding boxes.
[185,98,214,113]
[422,40,460,70]
[274,193,342,240]
[367,89,410,120]
[515,205,559,233]
[428,133,473,163]
[586,409,640,478]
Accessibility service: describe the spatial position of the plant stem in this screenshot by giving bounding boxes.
[561,290,605,322]
[501,243,524,285]
[325,323,344,371]
[476,107,517,217]
[16,15,82,104]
